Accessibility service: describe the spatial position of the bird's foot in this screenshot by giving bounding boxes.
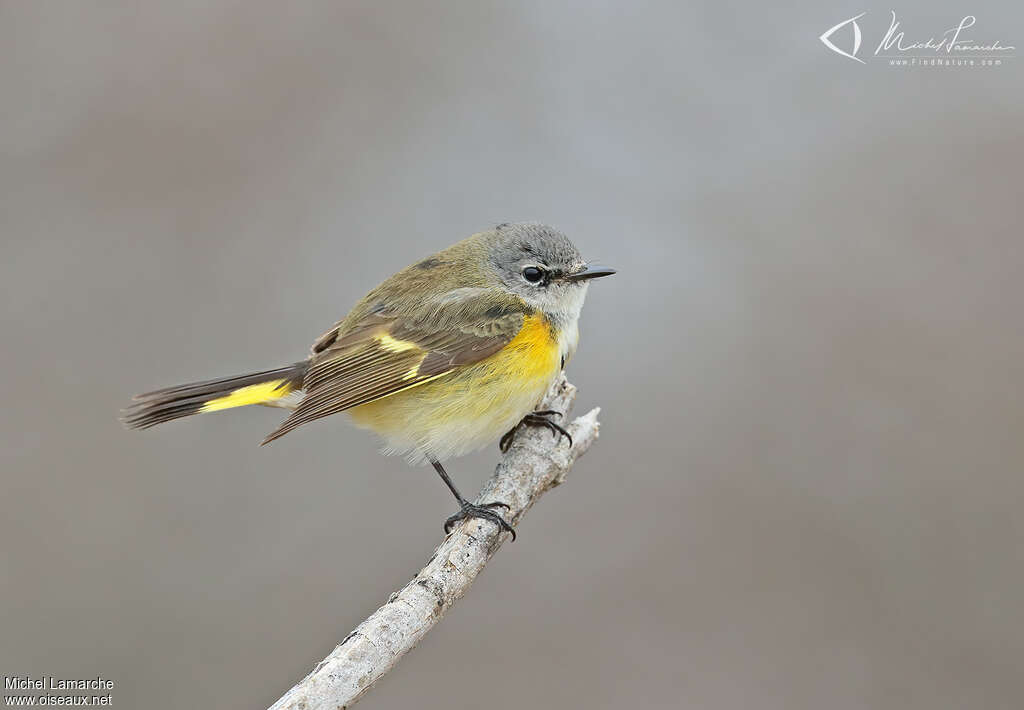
[444,501,516,541]
[499,410,573,453]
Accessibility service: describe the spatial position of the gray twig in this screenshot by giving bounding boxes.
[268,374,602,710]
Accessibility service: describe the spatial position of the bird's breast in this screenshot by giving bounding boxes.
[348,313,564,463]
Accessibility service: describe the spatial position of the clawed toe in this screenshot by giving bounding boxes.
[499,410,573,452]
[499,427,517,453]
[444,502,516,541]
[523,413,573,448]
[479,501,510,511]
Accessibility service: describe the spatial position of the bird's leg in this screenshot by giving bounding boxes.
[499,409,573,453]
[430,459,516,541]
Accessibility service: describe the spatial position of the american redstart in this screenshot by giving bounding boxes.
[123,222,614,538]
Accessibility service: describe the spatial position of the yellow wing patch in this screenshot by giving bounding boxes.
[376,333,421,353]
[201,379,293,412]
[375,333,427,378]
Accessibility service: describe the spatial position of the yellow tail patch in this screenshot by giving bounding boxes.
[201,380,293,413]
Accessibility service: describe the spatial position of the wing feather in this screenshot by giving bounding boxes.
[261,310,522,444]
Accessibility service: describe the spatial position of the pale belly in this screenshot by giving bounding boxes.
[347,317,568,464]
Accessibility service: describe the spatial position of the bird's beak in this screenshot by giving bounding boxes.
[565,264,616,281]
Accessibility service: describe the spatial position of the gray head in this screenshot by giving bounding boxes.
[487,222,615,321]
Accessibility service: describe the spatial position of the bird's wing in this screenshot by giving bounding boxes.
[261,299,525,444]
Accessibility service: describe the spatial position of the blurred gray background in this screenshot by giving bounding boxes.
[2,1,1022,708]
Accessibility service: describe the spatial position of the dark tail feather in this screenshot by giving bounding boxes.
[122,362,307,430]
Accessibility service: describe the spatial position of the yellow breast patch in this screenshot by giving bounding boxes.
[345,312,563,462]
[484,313,559,381]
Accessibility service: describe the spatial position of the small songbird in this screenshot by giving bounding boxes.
[123,223,614,538]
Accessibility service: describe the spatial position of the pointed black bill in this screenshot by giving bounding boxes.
[565,264,616,281]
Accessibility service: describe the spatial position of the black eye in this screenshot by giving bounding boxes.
[522,266,545,284]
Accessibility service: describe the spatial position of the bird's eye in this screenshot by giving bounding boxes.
[522,266,545,284]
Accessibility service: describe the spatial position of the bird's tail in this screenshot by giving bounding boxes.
[122,362,307,430]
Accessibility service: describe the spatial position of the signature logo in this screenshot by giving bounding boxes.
[820,12,867,63]
[819,11,1015,65]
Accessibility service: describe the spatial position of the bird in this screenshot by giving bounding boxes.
[122,222,614,539]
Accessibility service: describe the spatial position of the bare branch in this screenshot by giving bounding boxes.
[268,374,601,710]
